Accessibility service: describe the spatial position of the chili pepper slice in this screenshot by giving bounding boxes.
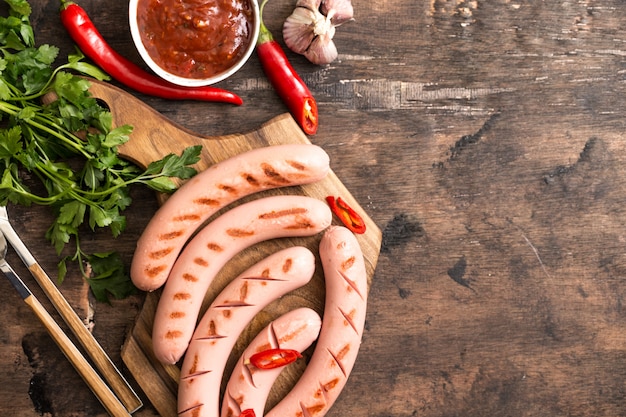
[257,0,319,135]
[248,348,302,370]
[326,196,367,234]
[239,409,256,417]
[59,1,243,105]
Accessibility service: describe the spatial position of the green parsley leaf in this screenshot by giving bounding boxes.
[86,252,137,303]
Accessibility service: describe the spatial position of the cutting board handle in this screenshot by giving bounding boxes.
[88,79,252,170]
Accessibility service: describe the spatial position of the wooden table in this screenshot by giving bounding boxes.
[2,0,626,415]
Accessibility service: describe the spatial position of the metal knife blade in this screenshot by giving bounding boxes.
[0,233,31,300]
[0,206,36,267]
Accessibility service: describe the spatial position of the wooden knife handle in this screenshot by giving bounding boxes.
[28,263,143,413]
[23,293,131,417]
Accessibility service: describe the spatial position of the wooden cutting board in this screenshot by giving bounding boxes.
[87,80,382,417]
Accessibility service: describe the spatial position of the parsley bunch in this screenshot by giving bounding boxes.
[0,0,201,301]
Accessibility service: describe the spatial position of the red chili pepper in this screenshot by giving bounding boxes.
[256,0,318,135]
[59,1,243,105]
[326,196,367,234]
[239,409,256,417]
[248,348,302,370]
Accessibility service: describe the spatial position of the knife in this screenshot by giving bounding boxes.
[0,206,143,414]
[0,232,132,416]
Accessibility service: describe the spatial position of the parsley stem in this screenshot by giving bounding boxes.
[0,100,91,159]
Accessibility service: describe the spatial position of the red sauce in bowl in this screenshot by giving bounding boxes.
[136,0,255,80]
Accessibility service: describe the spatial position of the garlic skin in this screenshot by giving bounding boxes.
[321,0,354,25]
[297,0,322,10]
[304,33,338,65]
[282,0,353,65]
[283,3,326,55]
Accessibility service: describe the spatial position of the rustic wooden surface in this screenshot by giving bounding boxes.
[2,0,626,416]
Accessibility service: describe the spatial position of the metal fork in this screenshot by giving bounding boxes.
[0,206,142,414]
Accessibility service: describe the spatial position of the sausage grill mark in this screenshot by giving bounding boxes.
[341,255,356,272]
[242,173,260,186]
[259,207,307,219]
[261,163,291,184]
[206,320,219,337]
[149,247,174,259]
[145,264,167,278]
[278,322,309,345]
[193,257,209,267]
[193,197,220,206]
[334,344,350,363]
[174,292,192,300]
[165,330,183,339]
[282,258,293,273]
[170,311,186,319]
[183,273,199,282]
[285,220,317,230]
[286,160,307,171]
[159,230,184,240]
[206,242,224,252]
[323,377,341,393]
[218,184,238,194]
[173,214,202,221]
[240,281,249,299]
[303,400,325,417]
[226,229,255,238]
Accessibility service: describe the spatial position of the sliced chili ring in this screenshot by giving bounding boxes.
[326,196,367,234]
[248,348,302,370]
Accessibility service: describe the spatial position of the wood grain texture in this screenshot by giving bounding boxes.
[2,0,626,416]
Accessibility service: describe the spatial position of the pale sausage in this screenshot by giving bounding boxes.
[131,144,330,291]
[265,226,368,417]
[152,195,332,364]
[220,308,322,417]
[177,248,317,417]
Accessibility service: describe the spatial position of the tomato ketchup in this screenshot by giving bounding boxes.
[136,0,255,79]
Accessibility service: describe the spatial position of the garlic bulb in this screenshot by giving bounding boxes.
[282,0,353,65]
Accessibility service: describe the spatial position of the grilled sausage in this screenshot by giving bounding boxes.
[152,195,332,364]
[177,248,317,417]
[220,308,322,417]
[265,226,368,417]
[131,144,330,292]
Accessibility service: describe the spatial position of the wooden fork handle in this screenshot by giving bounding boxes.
[29,263,143,413]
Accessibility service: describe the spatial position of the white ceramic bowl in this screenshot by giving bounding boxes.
[128,0,260,87]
